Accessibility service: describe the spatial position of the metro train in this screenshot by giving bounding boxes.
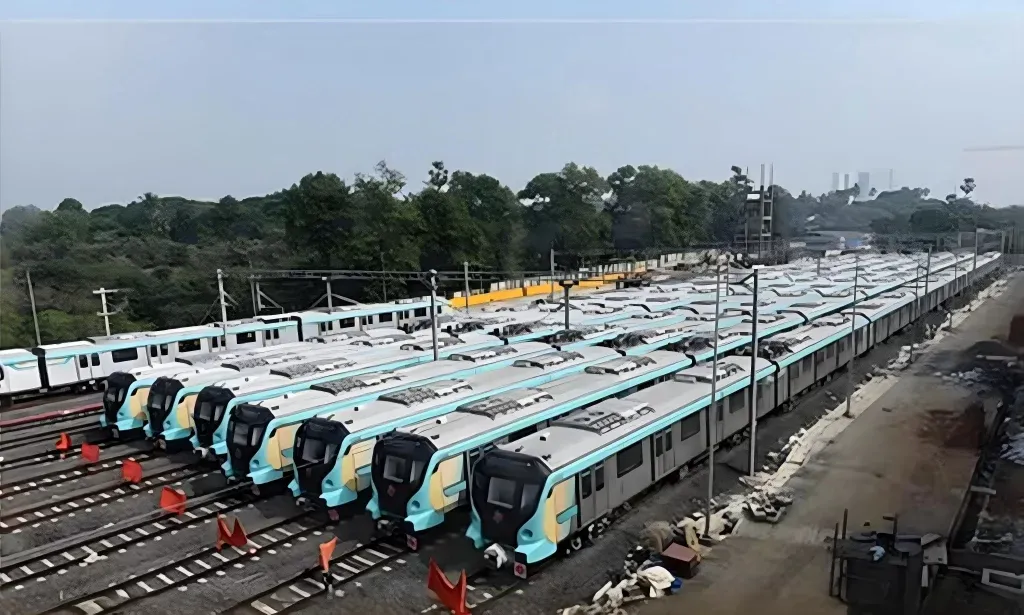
[0,299,445,405]
[231,311,713,492]
[287,346,621,510]
[227,342,558,486]
[466,252,1001,577]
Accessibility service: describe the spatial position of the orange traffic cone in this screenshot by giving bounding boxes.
[121,458,143,483]
[426,559,469,615]
[159,486,187,515]
[215,515,248,550]
[81,442,101,463]
[55,432,72,452]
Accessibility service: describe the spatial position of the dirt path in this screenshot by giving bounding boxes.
[638,273,1024,615]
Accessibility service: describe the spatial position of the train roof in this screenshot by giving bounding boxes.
[399,349,692,451]
[247,341,557,418]
[319,346,621,434]
[0,348,38,365]
[502,355,772,473]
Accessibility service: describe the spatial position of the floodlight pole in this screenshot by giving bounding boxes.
[559,280,577,331]
[463,261,471,313]
[705,261,723,537]
[93,286,121,337]
[427,269,439,361]
[844,252,860,419]
[747,266,762,476]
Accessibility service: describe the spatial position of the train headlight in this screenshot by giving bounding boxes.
[410,499,421,510]
[521,529,533,539]
[513,562,527,579]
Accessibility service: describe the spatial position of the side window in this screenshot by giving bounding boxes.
[361,316,372,326]
[414,308,427,318]
[791,362,800,378]
[236,332,256,345]
[802,357,812,370]
[616,442,644,477]
[150,345,158,358]
[730,391,746,414]
[160,344,169,356]
[580,470,592,499]
[272,329,280,340]
[111,348,139,363]
[594,464,605,491]
[264,330,271,340]
[91,353,100,367]
[680,414,700,440]
[664,428,673,451]
[655,434,663,457]
[178,339,200,353]
[212,336,220,349]
[379,312,394,323]
[79,355,89,369]
[826,345,835,358]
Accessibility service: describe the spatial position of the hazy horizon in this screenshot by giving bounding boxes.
[2,1,1023,211]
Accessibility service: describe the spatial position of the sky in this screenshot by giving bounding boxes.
[1,1,1023,211]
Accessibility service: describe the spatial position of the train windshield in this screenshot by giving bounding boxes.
[192,387,234,446]
[371,432,437,519]
[146,377,184,436]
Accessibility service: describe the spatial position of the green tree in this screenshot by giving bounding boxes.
[281,172,354,267]
[415,161,482,271]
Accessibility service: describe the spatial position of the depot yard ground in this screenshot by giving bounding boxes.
[0,271,1013,615]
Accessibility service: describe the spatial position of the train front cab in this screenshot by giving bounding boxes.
[369,432,439,546]
[191,386,235,458]
[223,403,274,479]
[469,450,551,578]
[290,417,346,505]
[146,376,184,441]
[101,371,146,438]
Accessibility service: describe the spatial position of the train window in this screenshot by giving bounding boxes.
[160,344,169,356]
[837,340,845,352]
[79,355,89,368]
[437,307,443,315]
[0,366,3,381]
[379,313,394,323]
[264,331,272,341]
[581,471,592,498]
[487,477,517,509]
[236,332,257,345]
[825,346,835,358]
[791,363,800,378]
[655,435,663,457]
[414,308,428,318]
[730,392,746,413]
[802,357,812,370]
[339,318,355,329]
[273,329,280,340]
[595,465,605,491]
[111,348,139,363]
[361,317,372,326]
[178,339,201,353]
[150,345,158,358]
[91,353,100,366]
[664,429,673,451]
[328,322,335,331]
[616,442,644,478]
[319,323,327,333]
[383,456,409,482]
[403,311,410,319]
[212,336,220,349]
[716,405,723,421]
[680,414,701,440]
[521,483,541,511]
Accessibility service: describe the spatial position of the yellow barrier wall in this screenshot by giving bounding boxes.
[524,283,556,297]
[449,267,645,308]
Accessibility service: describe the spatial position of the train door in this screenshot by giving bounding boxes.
[654,428,674,478]
[577,461,609,526]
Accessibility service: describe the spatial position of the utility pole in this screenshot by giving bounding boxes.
[321,277,334,310]
[704,261,723,537]
[844,252,860,419]
[25,270,42,346]
[427,269,439,361]
[746,265,762,476]
[463,261,471,313]
[93,287,121,337]
[216,269,230,343]
[909,252,925,364]
[380,252,388,302]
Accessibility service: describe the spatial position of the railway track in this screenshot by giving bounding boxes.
[0,422,97,453]
[40,513,329,615]
[224,535,408,614]
[1,484,254,588]
[0,466,214,532]
[0,405,102,432]
[0,445,156,485]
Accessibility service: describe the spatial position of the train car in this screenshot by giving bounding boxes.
[191,332,505,458]
[228,342,561,486]
[290,346,622,510]
[368,349,696,543]
[467,356,775,577]
[0,349,45,399]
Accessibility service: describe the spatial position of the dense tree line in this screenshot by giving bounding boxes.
[1,160,1021,349]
